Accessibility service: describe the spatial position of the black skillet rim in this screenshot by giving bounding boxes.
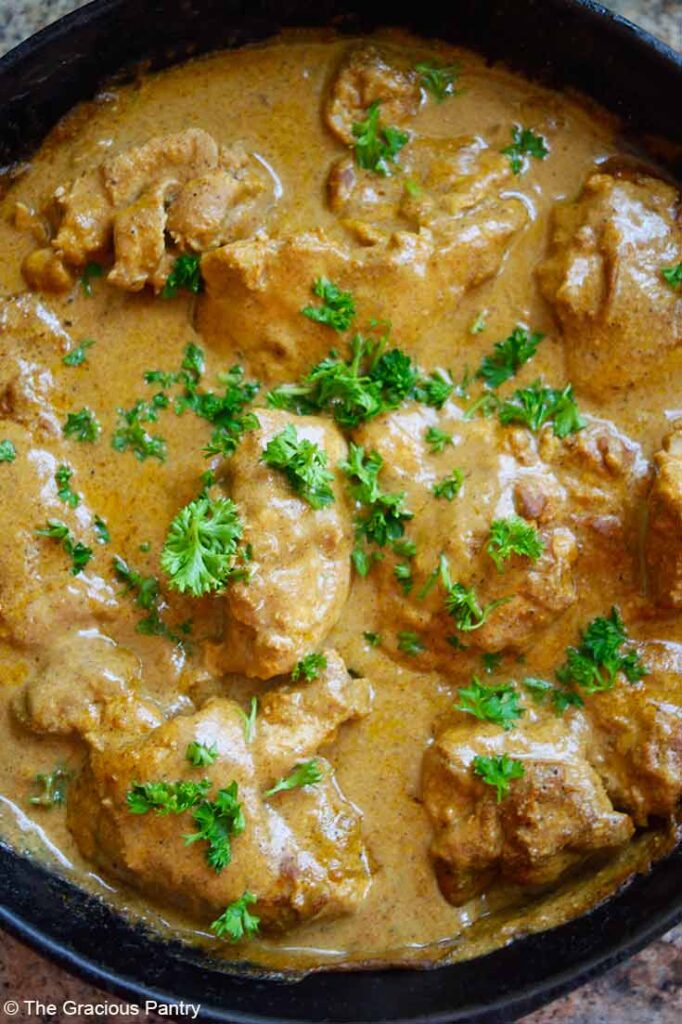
[0,1,681,1021]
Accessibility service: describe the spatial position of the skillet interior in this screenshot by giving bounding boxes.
[0,1,681,1021]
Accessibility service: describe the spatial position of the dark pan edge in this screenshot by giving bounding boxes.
[0,0,681,1021]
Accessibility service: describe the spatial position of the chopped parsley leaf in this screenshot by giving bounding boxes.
[473,753,525,801]
[162,253,203,299]
[661,262,682,289]
[556,606,646,694]
[161,495,244,597]
[476,326,543,389]
[186,742,219,768]
[416,59,460,102]
[363,631,381,647]
[433,469,464,501]
[486,515,544,572]
[352,100,409,176]
[94,516,110,544]
[341,443,413,570]
[0,439,16,463]
[29,764,72,808]
[301,277,356,332]
[455,677,524,729]
[238,697,258,744]
[394,561,414,593]
[397,630,425,655]
[264,759,323,798]
[112,395,169,462]
[35,520,92,575]
[482,651,502,675]
[183,781,246,873]
[522,675,584,715]
[439,555,509,631]
[261,424,335,509]
[211,892,260,943]
[292,652,328,682]
[498,381,585,438]
[502,125,549,175]
[470,311,487,335]
[63,408,101,443]
[113,555,190,645]
[414,370,454,409]
[425,426,452,454]
[79,261,103,297]
[127,778,212,815]
[55,464,79,508]
[62,338,95,367]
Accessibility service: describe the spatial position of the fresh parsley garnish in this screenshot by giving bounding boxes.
[55,464,79,508]
[498,381,585,437]
[473,753,525,801]
[161,495,244,597]
[522,675,584,714]
[470,311,487,335]
[455,677,524,729]
[261,424,335,510]
[363,631,381,647]
[0,439,17,463]
[340,443,413,573]
[502,125,549,175]
[94,515,110,544]
[301,278,356,332]
[292,652,327,682]
[268,334,419,429]
[264,759,324,798]
[439,555,509,631]
[63,408,101,443]
[394,561,413,593]
[186,742,219,767]
[352,100,409,176]
[183,781,246,873]
[162,253,203,299]
[112,395,169,462]
[211,892,260,943]
[477,327,543,388]
[414,370,454,409]
[556,607,646,694]
[416,59,460,102]
[661,262,682,289]
[425,426,452,453]
[29,764,72,808]
[62,338,95,367]
[35,520,93,575]
[433,469,464,501]
[482,651,502,675]
[113,555,190,645]
[79,261,103,297]
[486,515,544,572]
[397,630,425,655]
[127,779,212,815]
[238,696,258,744]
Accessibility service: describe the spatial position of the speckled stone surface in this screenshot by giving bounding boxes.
[0,1,680,1021]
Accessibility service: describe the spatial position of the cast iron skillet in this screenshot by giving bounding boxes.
[0,1,681,1021]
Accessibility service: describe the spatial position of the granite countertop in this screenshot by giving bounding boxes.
[0,1,681,1022]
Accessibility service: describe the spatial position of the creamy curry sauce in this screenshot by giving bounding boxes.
[0,31,680,972]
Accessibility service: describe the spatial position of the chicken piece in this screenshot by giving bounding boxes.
[14,631,163,749]
[67,653,373,931]
[206,410,352,679]
[422,710,633,905]
[23,130,275,293]
[198,190,525,378]
[646,425,682,608]
[352,406,578,668]
[324,45,421,145]
[586,640,682,825]
[0,294,71,436]
[328,135,513,241]
[0,423,117,648]
[538,173,682,396]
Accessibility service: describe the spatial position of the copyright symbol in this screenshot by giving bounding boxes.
[4,1000,19,1015]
